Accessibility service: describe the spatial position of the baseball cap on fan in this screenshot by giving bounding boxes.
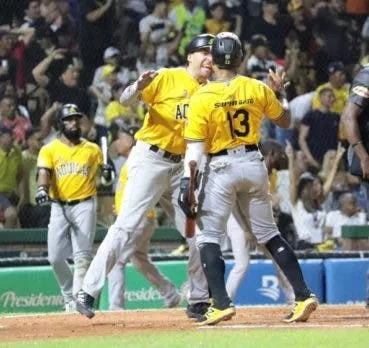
[104,47,120,60]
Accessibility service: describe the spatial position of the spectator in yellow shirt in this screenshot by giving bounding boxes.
[0,126,24,228]
[105,82,138,126]
[205,2,232,35]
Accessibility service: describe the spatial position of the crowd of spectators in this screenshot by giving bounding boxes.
[1,0,369,251]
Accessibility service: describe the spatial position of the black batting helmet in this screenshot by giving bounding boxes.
[185,34,215,56]
[211,32,243,69]
[56,103,83,131]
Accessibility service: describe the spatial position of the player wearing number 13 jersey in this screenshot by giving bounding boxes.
[180,32,318,326]
[185,75,283,152]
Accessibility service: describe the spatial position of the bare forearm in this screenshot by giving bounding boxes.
[37,170,50,187]
[32,56,52,86]
[299,138,317,165]
[86,3,111,22]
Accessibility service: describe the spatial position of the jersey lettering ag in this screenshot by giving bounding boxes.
[37,139,102,200]
[136,68,204,154]
[185,76,283,153]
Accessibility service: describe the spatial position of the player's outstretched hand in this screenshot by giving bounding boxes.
[178,177,197,218]
[35,185,50,205]
[101,164,114,186]
[137,70,158,90]
[267,69,286,93]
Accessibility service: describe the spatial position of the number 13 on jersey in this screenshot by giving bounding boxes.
[227,109,250,138]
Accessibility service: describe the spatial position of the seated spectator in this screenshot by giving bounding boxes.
[0,95,31,146]
[0,30,18,86]
[92,47,132,88]
[32,53,91,114]
[89,64,118,131]
[18,128,50,228]
[1,82,31,121]
[243,34,280,82]
[324,193,367,248]
[299,87,340,169]
[139,0,175,68]
[20,0,44,29]
[0,126,24,228]
[205,2,232,35]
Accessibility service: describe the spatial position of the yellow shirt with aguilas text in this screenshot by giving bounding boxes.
[37,138,103,201]
[136,67,204,154]
[115,164,156,219]
[185,76,283,153]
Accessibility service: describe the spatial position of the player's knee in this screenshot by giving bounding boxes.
[74,255,92,273]
[232,262,248,275]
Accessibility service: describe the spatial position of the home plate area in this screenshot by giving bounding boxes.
[0,305,368,342]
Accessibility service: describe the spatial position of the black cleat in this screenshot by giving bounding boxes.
[75,290,95,319]
[186,302,210,320]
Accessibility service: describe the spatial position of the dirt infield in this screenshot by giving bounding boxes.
[0,305,368,342]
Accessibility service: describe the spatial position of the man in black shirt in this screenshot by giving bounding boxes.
[32,54,91,114]
[341,65,369,309]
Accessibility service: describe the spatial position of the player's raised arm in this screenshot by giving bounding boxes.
[267,69,291,129]
[119,70,158,106]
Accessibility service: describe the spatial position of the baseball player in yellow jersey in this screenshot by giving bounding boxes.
[36,103,113,311]
[179,32,318,325]
[107,125,181,310]
[75,34,215,319]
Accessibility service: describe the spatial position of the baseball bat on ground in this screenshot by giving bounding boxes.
[185,160,198,238]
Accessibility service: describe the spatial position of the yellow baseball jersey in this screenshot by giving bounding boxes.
[37,138,103,201]
[185,76,283,153]
[136,67,204,154]
[115,164,156,219]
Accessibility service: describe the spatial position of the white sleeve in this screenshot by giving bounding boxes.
[183,142,205,177]
[119,81,139,106]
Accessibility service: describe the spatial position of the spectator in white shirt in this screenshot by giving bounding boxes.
[324,193,367,246]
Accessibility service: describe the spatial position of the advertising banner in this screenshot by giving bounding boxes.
[325,258,369,304]
[228,259,325,305]
[0,266,63,313]
[99,261,188,310]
